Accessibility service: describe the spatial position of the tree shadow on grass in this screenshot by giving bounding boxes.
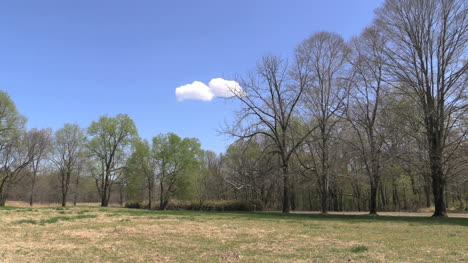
[236,212,468,227]
[138,209,468,227]
[3,206,467,227]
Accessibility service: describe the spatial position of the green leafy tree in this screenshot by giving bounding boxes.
[0,91,32,206]
[27,128,52,206]
[152,133,202,210]
[125,138,155,208]
[87,114,137,207]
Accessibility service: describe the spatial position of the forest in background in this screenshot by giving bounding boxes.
[1,0,466,217]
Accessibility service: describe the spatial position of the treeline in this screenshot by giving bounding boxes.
[1,0,467,217]
[0,92,262,211]
[0,97,209,208]
[223,0,468,217]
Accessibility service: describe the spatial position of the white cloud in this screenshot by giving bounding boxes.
[175,78,243,102]
[208,78,243,98]
[175,81,214,101]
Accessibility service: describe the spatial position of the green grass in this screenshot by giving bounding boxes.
[1,206,467,262]
[350,245,369,253]
[13,219,38,225]
[13,214,97,225]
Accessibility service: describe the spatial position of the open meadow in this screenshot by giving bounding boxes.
[1,1,467,262]
[0,205,467,263]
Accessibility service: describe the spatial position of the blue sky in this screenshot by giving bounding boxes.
[1,0,383,153]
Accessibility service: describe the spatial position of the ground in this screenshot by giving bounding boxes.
[0,204,467,262]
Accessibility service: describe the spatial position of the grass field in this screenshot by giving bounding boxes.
[0,206,467,262]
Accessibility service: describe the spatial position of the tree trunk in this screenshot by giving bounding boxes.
[340,190,344,211]
[0,183,8,206]
[379,185,386,211]
[456,193,464,210]
[369,179,378,215]
[29,172,37,206]
[320,176,329,214]
[61,171,71,207]
[392,178,399,210]
[320,136,329,214]
[61,188,68,207]
[0,195,6,206]
[101,186,109,207]
[73,173,80,206]
[148,182,153,210]
[431,168,447,217]
[100,170,113,207]
[159,181,164,210]
[402,184,408,211]
[445,189,449,210]
[424,175,431,207]
[101,195,108,207]
[290,177,296,211]
[160,197,169,210]
[333,189,339,211]
[119,183,124,207]
[430,141,447,217]
[353,184,361,212]
[308,191,313,211]
[281,165,290,213]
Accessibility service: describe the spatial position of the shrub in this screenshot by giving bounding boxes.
[199,200,263,212]
[124,200,150,209]
[125,200,263,212]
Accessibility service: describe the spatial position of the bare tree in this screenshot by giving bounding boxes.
[295,32,350,213]
[345,27,390,215]
[27,128,52,206]
[73,151,87,206]
[223,138,277,207]
[227,55,316,213]
[195,150,221,209]
[376,0,468,217]
[52,124,86,207]
[203,151,227,201]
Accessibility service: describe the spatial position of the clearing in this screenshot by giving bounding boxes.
[0,206,467,262]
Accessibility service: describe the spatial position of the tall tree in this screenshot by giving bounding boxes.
[0,132,37,206]
[228,55,316,213]
[52,124,85,207]
[28,128,52,206]
[73,151,87,206]
[376,0,468,217]
[296,32,350,213]
[87,114,137,207]
[0,91,31,206]
[346,27,390,215]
